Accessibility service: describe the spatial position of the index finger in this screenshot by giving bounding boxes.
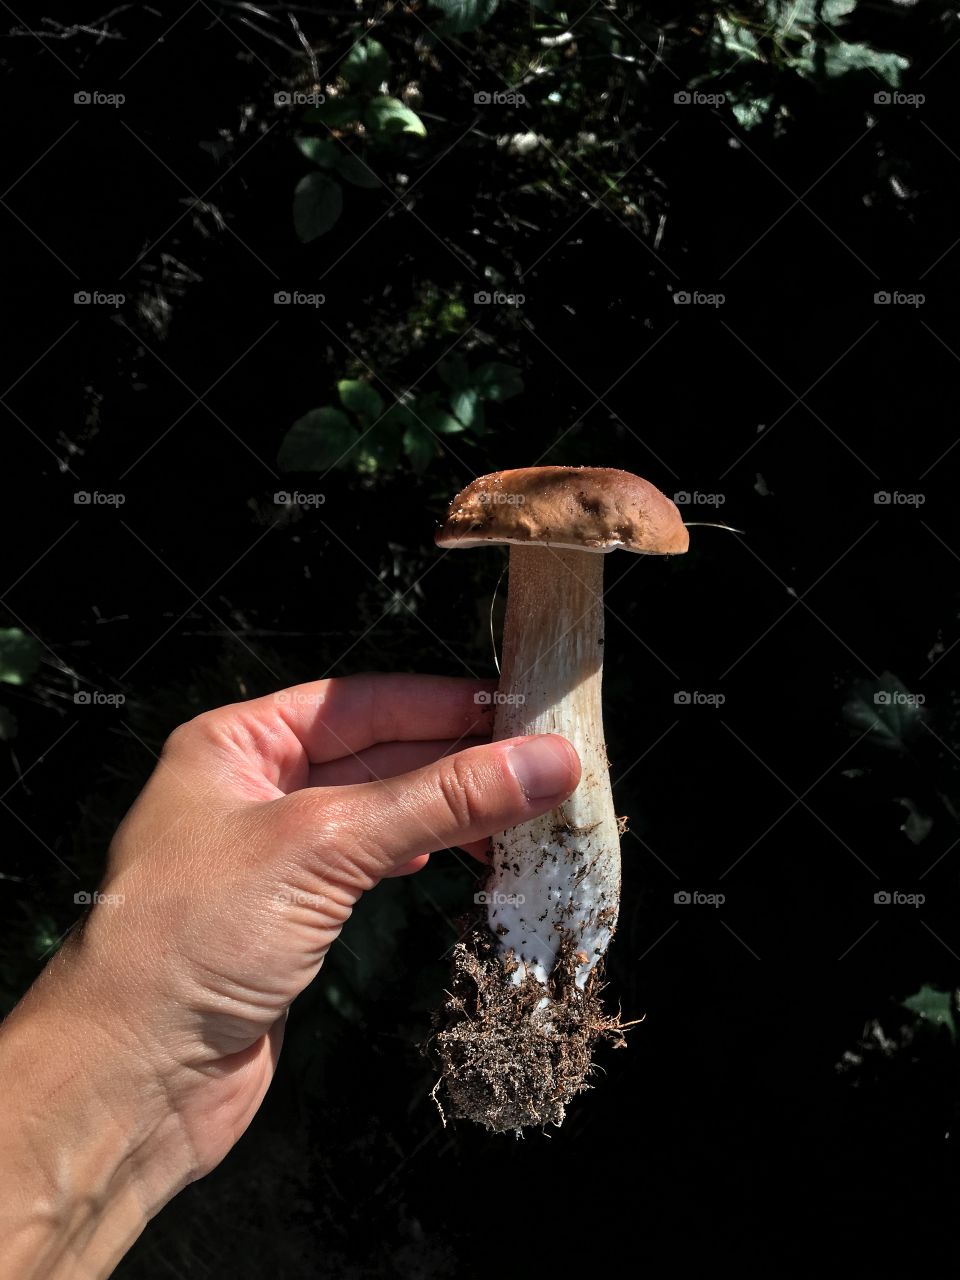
[232,674,500,788]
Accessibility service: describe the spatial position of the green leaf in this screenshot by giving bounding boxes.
[341,38,390,90]
[729,94,775,131]
[295,136,339,167]
[438,355,469,390]
[714,14,762,63]
[335,152,381,189]
[895,797,933,846]
[403,422,436,472]
[819,0,857,20]
[0,629,41,686]
[450,386,484,428]
[820,42,908,85]
[293,173,343,242]
[471,361,523,401]
[302,97,363,128]
[420,404,465,434]
[337,379,384,420]
[0,706,17,739]
[429,0,498,35]
[902,986,957,1041]
[278,407,357,471]
[842,673,926,752]
[356,405,412,474]
[365,96,427,137]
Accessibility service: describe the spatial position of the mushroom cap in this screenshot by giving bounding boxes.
[435,466,689,555]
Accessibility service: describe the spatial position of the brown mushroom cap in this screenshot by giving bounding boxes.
[435,466,689,555]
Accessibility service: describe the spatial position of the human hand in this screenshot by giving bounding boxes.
[0,674,579,1279]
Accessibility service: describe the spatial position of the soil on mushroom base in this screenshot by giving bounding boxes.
[429,926,628,1133]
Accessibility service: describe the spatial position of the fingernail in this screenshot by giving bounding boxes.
[508,737,573,801]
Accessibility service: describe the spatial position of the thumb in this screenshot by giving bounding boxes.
[271,734,580,884]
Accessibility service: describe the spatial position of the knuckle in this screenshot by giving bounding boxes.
[273,794,369,881]
[436,754,488,832]
[273,791,338,850]
[162,708,232,757]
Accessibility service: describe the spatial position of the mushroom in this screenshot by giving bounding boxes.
[432,466,688,1132]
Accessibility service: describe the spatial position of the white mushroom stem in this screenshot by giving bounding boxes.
[488,544,620,990]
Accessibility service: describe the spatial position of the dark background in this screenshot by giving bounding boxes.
[2,0,960,1272]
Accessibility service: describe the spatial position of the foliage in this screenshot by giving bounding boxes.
[292,39,426,241]
[278,360,523,475]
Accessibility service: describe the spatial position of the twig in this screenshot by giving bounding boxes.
[3,5,140,40]
[288,10,319,84]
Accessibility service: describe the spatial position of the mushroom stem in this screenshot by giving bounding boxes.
[489,544,620,988]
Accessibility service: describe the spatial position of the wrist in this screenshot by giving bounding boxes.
[0,930,198,1279]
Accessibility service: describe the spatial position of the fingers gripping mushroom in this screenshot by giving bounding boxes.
[432,467,688,1133]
